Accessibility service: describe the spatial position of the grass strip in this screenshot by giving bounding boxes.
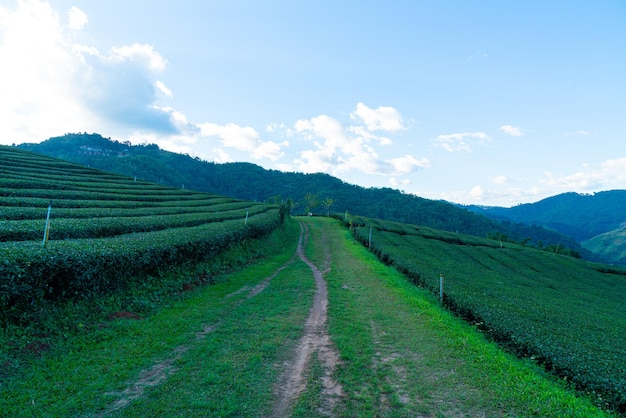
[0,219,302,417]
[303,217,610,417]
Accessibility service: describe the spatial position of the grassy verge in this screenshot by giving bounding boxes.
[302,216,611,417]
[0,217,614,416]
[0,218,306,416]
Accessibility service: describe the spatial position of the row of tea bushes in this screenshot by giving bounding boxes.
[338,214,626,412]
[0,145,283,324]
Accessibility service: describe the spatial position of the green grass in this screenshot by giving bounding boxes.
[0,217,613,416]
[0,218,305,417]
[304,217,610,417]
[1,144,619,415]
[345,216,626,412]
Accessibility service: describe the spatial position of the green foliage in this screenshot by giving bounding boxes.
[583,227,626,265]
[0,145,281,326]
[337,215,626,413]
[15,133,591,260]
[467,191,626,242]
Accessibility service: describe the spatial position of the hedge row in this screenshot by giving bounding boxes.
[0,199,252,221]
[0,204,273,241]
[338,215,626,412]
[0,195,230,209]
[0,209,280,324]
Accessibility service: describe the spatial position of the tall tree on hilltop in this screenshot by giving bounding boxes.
[305,192,318,215]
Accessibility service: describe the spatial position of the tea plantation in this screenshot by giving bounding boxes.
[0,145,281,325]
[343,215,626,412]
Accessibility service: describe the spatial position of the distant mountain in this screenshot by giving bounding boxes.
[17,133,593,260]
[464,191,626,242]
[464,191,626,265]
[583,227,626,265]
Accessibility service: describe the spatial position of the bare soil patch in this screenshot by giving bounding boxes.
[272,221,343,417]
[97,227,303,416]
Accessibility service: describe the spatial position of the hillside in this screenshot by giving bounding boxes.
[465,191,626,265]
[343,214,626,411]
[0,146,620,415]
[0,216,614,416]
[0,145,281,324]
[584,227,626,265]
[16,133,593,260]
[465,191,626,242]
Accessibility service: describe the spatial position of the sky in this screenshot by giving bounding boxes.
[1,0,625,207]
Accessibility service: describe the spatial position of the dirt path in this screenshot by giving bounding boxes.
[271,221,343,417]
[96,226,303,417]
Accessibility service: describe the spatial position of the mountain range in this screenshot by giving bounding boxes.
[464,192,626,265]
[16,132,625,264]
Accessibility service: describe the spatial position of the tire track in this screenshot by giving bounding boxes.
[272,221,343,417]
[94,225,303,417]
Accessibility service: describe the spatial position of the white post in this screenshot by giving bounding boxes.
[439,273,444,303]
[368,226,373,249]
[245,210,249,225]
[42,200,52,247]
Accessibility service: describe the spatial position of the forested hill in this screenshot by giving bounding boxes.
[464,191,626,243]
[17,133,590,258]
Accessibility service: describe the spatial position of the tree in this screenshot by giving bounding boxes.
[322,197,334,216]
[304,192,318,215]
[278,197,293,224]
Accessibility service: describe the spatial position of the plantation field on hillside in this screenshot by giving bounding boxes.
[343,215,626,412]
[0,145,281,325]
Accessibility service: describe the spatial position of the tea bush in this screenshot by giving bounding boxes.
[338,215,626,412]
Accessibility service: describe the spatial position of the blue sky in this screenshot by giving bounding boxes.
[1,0,625,206]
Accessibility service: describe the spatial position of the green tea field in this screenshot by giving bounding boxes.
[0,145,281,325]
[346,215,626,412]
[0,145,622,416]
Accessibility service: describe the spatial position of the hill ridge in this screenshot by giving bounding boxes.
[16,133,594,261]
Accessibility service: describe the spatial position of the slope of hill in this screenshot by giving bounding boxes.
[583,227,626,265]
[0,145,280,324]
[342,214,626,411]
[465,191,626,265]
[16,133,593,260]
[0,216,614,416]
[1,145,619,414]
[465,191,626,242]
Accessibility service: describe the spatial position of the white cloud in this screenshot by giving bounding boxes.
[198,122,286,161]
[387,155,430,175]
[433,132,490,152]
[390,177,411,188]
[440,157,626,206]
[0,1,430,190]
[350,102,405,132]
[70,40,177,132]
[67,6,88,30]
[541,158,626,191]
[294,114,377,174]
[469,185,486,200]
[212,148,232,163]
[564,129,591,137]
[492,175,508,185]
[109,43,167,71]
[500,125,523,136]
[293,109,428,179]
[155,80,173,98]
[0,0,181,143]
[0,0,101,143]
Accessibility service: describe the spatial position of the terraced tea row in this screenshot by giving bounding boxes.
[343,215,626,412]
[0,145,282,324]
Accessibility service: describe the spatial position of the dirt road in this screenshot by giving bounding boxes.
[272,221,343,416]
[99,220,342,417]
